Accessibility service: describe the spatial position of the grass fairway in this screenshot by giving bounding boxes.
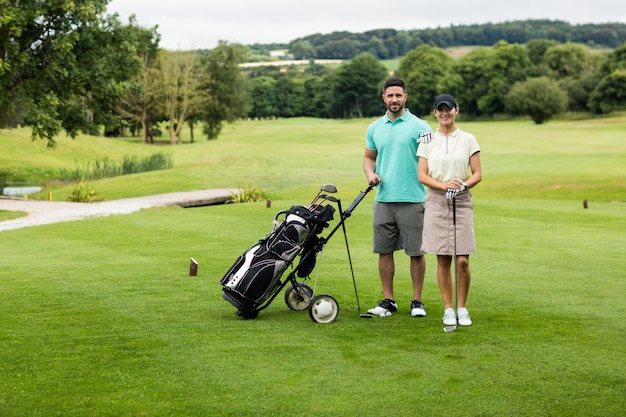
[1,115,625,416]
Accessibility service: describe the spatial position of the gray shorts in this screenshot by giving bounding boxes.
[372,201,425,256]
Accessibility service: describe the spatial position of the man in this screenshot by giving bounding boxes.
[363,77,432,317]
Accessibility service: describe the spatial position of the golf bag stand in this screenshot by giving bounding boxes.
[220,204,335,319]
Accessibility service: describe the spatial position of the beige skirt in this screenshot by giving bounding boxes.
[421,189,475,256]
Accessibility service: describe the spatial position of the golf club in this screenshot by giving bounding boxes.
[443,195,458,333]
[318,194,339,203]
[309,184,338,211]
[309,183,337,206]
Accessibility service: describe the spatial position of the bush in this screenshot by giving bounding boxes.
[505,76,568,124]
[229,185,266,203]
[67,178,102,202]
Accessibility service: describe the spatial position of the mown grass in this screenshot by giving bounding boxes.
[0,115,625,416]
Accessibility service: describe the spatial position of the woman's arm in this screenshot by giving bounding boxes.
[418,157,448,191]
[464,152,482,189]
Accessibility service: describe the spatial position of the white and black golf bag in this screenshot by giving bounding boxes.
[220,204,334,318]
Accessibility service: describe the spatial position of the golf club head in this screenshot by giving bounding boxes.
[443,325,457,333]
[360,313,374,318]
[319,194,339,203]
[321,184,337,193]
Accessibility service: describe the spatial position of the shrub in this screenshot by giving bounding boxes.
[67,178,102,202]
[504,76,568,124]
[229,185,266,203]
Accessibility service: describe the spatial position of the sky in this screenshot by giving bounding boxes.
[106,0,626,50]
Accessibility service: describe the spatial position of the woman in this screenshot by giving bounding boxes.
[417,94,482,326]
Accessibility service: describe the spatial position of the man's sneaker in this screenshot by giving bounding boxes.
[367,299,398,317]
[457,311,472,326]
[410,300,427,317]
[442,309,457,326]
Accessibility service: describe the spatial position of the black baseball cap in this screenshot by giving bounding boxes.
[433,94,457,110]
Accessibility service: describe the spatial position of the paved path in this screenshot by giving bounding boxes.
[0,189,238,232]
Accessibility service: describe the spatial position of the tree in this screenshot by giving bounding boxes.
[600,41,626,74]
[366,37,389,59]
[588,42,626,114]
[157,50,204,144]
[274,76,297,118]
[247,76,277,120]
[526,39,558,65]
[289,39,315,60]
[0,0,156,147]
[588,70,626,114]
[116,62,161,144]
[315,39,359,59]
[439,47,494,116]
[300,75,333,118]
[544,42,589,78]
[476,41,530,116]
[397,44,453,116]
[505,77,567,124]
[198,42,249,139]
[329,53,388,118]
[115,22,161,144]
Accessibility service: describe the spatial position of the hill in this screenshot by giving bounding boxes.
[247,19,626,60]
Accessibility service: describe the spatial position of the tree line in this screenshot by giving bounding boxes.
[243,38,626,124]
[256,20,626,60]
[1,1,625,148]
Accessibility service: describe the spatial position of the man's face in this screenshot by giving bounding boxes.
[382,86,407,114]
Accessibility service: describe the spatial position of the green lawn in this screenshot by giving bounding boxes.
[1,115,625,416]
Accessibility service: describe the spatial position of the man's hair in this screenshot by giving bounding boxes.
[383,77,406,93]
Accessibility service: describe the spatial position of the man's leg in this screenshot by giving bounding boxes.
[379,252,395,300]
[410,254,425,301]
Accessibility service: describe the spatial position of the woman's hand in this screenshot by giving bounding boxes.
[443,179,466,191]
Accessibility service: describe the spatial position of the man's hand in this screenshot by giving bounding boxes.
[419,131,433,144]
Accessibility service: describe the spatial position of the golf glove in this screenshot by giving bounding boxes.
[446,188,459,200]
[446,183,467,200]
[419,131,433,144]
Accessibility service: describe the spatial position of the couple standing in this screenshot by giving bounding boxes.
[363,77,482,327]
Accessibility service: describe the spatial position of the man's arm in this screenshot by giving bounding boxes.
[363,148,381,185]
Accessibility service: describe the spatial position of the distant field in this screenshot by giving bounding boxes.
[2,114,624,203]
[446,45,481,58]
[239,46,479,72]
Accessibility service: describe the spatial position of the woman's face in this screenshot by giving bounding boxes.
[434,104,458,127]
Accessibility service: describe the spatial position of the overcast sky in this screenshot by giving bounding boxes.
[106,0,626,50]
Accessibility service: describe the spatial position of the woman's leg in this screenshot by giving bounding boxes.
[455,255,471,308]
[437,255,453,309]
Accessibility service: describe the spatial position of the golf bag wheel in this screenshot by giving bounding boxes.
[284,283,314,311]
[308,294,339,323]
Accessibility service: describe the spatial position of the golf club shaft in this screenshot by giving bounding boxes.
[453,197,457,313]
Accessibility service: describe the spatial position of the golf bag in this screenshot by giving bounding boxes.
[220,204,335,318]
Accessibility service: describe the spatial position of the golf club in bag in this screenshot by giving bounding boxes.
[220,183,376,323]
